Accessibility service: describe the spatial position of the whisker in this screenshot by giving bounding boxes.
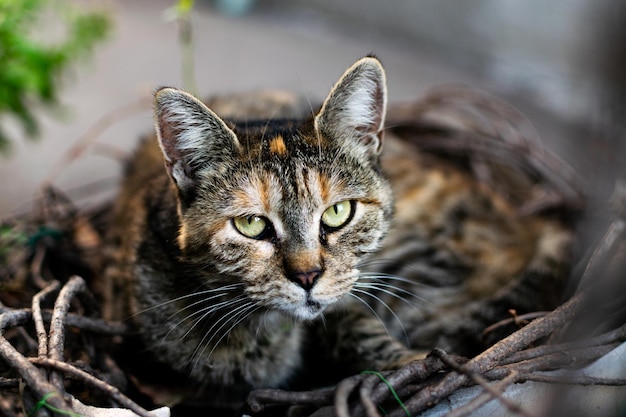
[354,281,427,308]
[205,303,261,360]
[188,300,257,367]
[351,288,409,345]
[188,302,260,374]
[165,290,243,322]
[358,272,431,289]
[317,310,327,331]
[131,283,243,317]
[346,292,393,339]
[358,258,428,271]
[169,295,248,343]
[357,275,430,299]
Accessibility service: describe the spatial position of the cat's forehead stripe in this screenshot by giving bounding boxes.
[268,135,288,156]
[318,172,331,203]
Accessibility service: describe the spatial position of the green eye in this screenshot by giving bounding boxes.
[233,215,271,239]
[321,200,354,229]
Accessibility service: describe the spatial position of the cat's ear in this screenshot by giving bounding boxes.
[315,56,387,160]
[154,87,241,198]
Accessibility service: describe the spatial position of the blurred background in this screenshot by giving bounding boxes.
[1,2,626,415]
[0,0,623,216]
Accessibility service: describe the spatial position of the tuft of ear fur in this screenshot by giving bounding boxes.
[315,56,387,160]
[154,87,241,200]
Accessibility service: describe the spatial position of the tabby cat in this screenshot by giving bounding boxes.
[105,56,573,412]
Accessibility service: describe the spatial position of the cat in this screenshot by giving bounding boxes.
[104,56,574,412]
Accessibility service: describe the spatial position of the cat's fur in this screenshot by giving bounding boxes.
[105,57,573,411]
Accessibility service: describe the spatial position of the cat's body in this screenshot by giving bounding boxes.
[105,57,573,411]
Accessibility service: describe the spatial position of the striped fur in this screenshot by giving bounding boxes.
[105,56,573,410]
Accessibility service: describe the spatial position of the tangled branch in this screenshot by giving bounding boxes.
[1,89,624,416]
[0,277,156,416]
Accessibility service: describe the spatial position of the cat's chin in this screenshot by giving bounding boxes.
[282,298,327,321]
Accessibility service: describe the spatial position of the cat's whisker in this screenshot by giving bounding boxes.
[205,303,261,359]
[318,311,328,331]
[183,300,251,368]
[358,258,401,268]
[358,272,431,289]
[130,283,243,317]
[346,291,394,340]
[358,271,433,290]
[357,276,434,310]
[189,302,260,372]
[255,310,271,339]
[160,296,246,348]
[189,299,257,360]
[168,295,249,343]
[351,288,410,345]
[165,290,244,322]
[358,258,430,273]
[354,280,426,309]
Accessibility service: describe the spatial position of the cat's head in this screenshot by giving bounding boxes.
[154,56,392,320]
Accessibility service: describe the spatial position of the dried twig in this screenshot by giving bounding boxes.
[393,291,586,417]
[431,348,533,417]
[31,281,60,359]
[246,388,334,414]
[0,307,127,336]
[444,371,520,417]
[500,324,626,366]
[31,357,154,417]
[0,309,73,415]
[366,354,459,408]
[335,374,368,417]
[0,276,137,416]
[511,373,626,386]
[482,311,549,338]
[486,343,620,378]
[48,276,86,393]
[358,374,385,417]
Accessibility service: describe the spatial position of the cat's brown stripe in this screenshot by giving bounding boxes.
[317,172,331,203]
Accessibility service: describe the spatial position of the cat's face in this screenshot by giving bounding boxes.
[154,57,392,320]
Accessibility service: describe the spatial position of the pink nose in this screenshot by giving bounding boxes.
[288,269,321,290]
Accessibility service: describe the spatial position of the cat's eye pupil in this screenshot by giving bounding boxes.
[321,200,354,230]
[233,215,271,240]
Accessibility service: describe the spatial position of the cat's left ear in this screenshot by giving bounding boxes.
[315,56,387,160]
[154,87,242,203]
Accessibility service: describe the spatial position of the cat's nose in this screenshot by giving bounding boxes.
[288,269,322,291]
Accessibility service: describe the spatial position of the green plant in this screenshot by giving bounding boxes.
[165,0,196,94]
[0,0,110,152]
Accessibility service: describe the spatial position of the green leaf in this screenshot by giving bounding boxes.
[0,0,111,153]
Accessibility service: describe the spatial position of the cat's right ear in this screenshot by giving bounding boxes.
[154,88,241,199]
[315,56,387,162]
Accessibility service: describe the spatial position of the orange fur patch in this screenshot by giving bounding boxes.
[232,175,272,213]
[269,135,288,156]
[317,172,331,203]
